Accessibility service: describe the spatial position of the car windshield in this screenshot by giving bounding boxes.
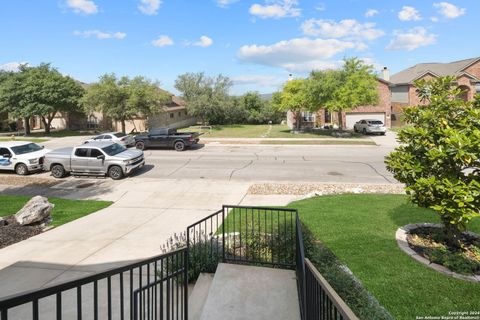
[102,143,126,156]
[114,133,126,138]
[369,121,383,125]
[11,143,43,155]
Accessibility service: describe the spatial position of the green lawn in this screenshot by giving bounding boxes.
[0,137,49,143]
[181,124,365,139]
[288,194,480,320]
[0,195,112,227]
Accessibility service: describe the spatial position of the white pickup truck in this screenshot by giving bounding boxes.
[0,141,51,175]
[43,141,145,180]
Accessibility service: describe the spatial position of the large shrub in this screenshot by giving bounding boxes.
[385,77,480,247]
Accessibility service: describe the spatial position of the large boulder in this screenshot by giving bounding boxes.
[15,196,54,226]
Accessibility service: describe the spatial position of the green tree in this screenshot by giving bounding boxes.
[82,74,170,133]
[385,77,480,247]
[272,79,312,130]
[0,63,84,134]
[174,72,232,125]
[308,58,379,129]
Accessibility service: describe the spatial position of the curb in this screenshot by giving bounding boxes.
[396,223,480,282]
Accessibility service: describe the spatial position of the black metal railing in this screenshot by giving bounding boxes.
[304,259,358,320]
[186,205,358,320]
[0,248,188,320]
[221,205,297,268]
[296,215,307,319]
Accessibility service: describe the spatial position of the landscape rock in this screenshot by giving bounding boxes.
[14,196,54,226]
[0,217,5,227]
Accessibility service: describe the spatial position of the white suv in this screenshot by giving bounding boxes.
[354,119,387,135]
[0,141,51,175]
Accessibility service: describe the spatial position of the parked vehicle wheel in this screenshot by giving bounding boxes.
[108,165,124,180]
[381,132,386,136]
[15,163,28,175]
[362,128,367,135]
[51,164,66,178]
[135,141,145,150]
[174,141,185,152]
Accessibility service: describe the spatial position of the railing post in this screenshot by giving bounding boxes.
[222,205,226,263]
[184,249,189,320]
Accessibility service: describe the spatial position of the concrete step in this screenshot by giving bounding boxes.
[199,263,300,320]
[189,273,215,320]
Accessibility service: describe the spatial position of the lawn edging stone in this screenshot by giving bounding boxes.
[396,223,479,282]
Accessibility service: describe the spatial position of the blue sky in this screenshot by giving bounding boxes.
[0,0,478,95]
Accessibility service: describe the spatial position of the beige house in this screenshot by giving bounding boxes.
[23,94,196,133]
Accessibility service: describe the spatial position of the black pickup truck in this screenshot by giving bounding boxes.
[134,128,202,151]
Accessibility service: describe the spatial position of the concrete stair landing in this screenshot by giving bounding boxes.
[190,263,300,320]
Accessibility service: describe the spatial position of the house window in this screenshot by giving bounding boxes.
[170,113,174,119]
[476,84,480,94]
[87,115,99,130]
[178,112,181,117]
[185,111,188,116]
[302,112,315,122]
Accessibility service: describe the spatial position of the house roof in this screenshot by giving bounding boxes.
[390,57,480,85]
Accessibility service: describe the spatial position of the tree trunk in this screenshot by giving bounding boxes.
[41,116,51,134]
[337,110,344,131]
[295,111,301,131]
[121,119,126,134]
[24,117,31,135]
[442,218,462,249]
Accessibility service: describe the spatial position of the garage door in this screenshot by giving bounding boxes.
[345,113,385,129]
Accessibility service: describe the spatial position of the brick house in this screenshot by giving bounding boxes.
[390,57,480,126]
[286,77,392,130]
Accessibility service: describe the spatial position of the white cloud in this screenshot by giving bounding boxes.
[151,35,174,47]
[398,6,421,21]
[386,27,437,51]
[217,0,239,8]
[301,19,384,41]
[0,62,28,72]
[74,30,126,39]
[431,16,439,22]
[238,37,357,72]
[138,0,162,15]
[434,2,466,19]
[66,0,98,14]
[249,0,301,19]
[365,9,379,18]
[193,36,213,47]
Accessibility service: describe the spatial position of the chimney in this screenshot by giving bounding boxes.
[381,67,390,81]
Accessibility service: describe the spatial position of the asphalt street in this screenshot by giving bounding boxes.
[40,134,399,184]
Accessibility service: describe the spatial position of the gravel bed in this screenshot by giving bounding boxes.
[247,183,406,195]
[0,175,59,187]
[0,216,43,249]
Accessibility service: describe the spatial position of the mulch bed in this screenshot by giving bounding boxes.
[407,226,480,275]
[0,216,43,249]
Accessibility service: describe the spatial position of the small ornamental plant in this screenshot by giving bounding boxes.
[385,77,480,248]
